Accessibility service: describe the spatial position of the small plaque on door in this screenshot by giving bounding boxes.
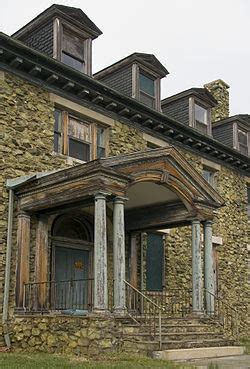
[74,260,83,269]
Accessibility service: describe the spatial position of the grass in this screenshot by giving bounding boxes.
[0,352,195,369]
[240,337,250,354]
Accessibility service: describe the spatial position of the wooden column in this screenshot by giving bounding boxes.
[35,214,49,310]
[16,211,30,309]
[93,192,108,312]
[191,220,203,314]
[204,220,215,314]
[130,234,138,288]
[113,197,126,314]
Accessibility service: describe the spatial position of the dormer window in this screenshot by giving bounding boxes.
[61,30,85,72]
[194,103,208,134]
[237,128,248,156]
[139,72,155,108]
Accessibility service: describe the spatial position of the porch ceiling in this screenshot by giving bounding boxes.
[12,147,224,218]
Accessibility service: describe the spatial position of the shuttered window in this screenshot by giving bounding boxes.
[238,128,248,156]
[146,233,164,291]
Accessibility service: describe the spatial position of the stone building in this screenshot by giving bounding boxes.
[0,4,249,357]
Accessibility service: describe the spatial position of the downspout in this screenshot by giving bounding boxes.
[2,188,14,348]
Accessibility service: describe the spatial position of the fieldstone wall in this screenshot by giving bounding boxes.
[204,79,230,122]
[12,315,121,356]
[109,121,147,155]
[0,73,70,343]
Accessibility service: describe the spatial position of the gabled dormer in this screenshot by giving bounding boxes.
[161,88,217,136]
[212,115,250,156]
[12,4,102,76]
[94,53,169,111]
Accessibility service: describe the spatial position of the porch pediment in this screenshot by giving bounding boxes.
[12,147,223,217]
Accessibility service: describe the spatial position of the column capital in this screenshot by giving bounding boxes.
[113,196,128,205]
[17,210,30,219]
[94,191,110,200]
[204,220,213,227]
[191,219,201,225]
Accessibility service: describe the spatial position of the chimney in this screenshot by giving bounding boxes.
[204,79,230,122]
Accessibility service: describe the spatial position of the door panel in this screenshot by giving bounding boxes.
[55,246,89,310]
[146,233,164,291]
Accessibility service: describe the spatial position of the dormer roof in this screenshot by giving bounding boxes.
[161,88,217,108]
[94,52,169,79]
[12,4,102,40]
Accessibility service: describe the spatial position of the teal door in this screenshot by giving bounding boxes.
[146,233,164,291]
[55,246,89,310]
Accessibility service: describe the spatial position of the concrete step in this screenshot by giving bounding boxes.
[152,346,245,361]
[122,338,235,352]
[123,332,224,342]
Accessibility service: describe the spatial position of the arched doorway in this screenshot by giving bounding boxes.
[52,214,94,311]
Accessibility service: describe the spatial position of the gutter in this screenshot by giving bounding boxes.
[2,173,53,348]
[2,188,14,348]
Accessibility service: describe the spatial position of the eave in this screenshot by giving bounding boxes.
[0,32,249,175]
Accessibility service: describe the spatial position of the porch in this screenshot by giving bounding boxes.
[12,148,224,319]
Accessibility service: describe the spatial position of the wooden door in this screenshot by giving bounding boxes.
[55,246,89,310]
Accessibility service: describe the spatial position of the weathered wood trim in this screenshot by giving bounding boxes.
[130,234,138,288]
[132,63,138,99]
[35,214,49,309]
[125,201,192,231]
[53,18,60,59]
[50,93,114,127]
[16,211,30,308]
[62,110,68,155]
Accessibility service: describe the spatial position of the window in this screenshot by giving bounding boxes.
[61,30,85,72]
[202,167,216,188]
[53,109,107,161]
[146,233,164,291]
[238,128,248,156]
[194,103,208,134]
[139,73,155,108]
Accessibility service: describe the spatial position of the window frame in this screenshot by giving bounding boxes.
[202,166,217,189]
[233,122,249,156]
[53,108,108,162]
[132,63,161,111]
[189,97,212,136]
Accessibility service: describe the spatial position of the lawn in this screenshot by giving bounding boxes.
[0,352,194,369]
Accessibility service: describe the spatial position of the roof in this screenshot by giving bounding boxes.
[0,32,249,174]
[161,88,217,107]
[12,4,102,40]
[212,114,250,128]
[94,52,169,79]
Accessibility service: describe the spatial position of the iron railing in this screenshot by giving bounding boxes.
[124,280,164,350]
[142,288,192,317]
[204,288,239,341]
[23,279,94,313]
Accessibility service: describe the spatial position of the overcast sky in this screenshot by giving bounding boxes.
[1,0,249,115]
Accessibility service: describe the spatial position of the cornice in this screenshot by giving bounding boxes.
[0,32,249,175]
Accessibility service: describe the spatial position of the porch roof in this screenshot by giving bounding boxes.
[11,147,224,219]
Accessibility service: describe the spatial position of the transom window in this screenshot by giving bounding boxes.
[238,128,248,156]
[139,72,155,108]
[194,103,208,134]
[54,109,107,161]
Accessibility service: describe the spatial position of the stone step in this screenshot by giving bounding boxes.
[123,332,224,342]
[123,316,221,326]
[122,338,235,352]
[123,324,222,334]
[152,346,245,361]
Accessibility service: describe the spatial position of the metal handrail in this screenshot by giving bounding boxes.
[204,288,239,341]
[124,280,163,350]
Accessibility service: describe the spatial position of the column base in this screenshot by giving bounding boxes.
[89,309,111,317]
[113,307,127,317]
[190,310,205,317]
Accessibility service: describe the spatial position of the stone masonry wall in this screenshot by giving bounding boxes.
[0,73,69,342]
